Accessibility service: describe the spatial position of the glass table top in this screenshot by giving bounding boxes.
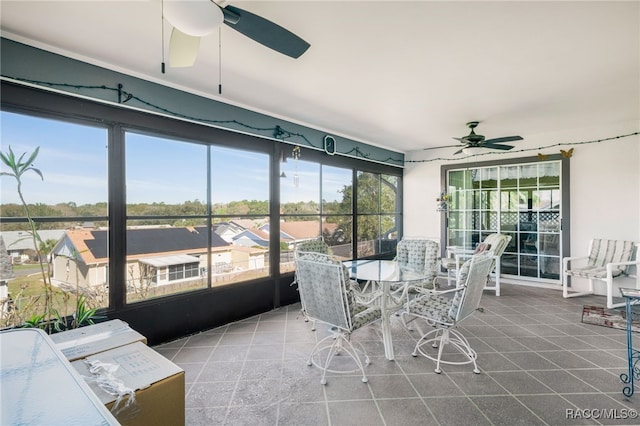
[343,259,427,283]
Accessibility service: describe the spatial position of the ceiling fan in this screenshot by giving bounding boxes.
[163,0,310,68]
[426,122,523,155]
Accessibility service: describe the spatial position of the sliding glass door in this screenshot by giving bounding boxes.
[445,158,565,282]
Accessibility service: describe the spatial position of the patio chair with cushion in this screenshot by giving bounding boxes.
[295,238,330,254]
[293,238,330,329]
[394,238,440,292]
[440,233,512,296]
[401,253,494,374]
[562,238,640,309]
[295,251,382,385]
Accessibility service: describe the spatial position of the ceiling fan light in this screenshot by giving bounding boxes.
[163,0,224,37]
[169,28,201,67]
[461,147,485,156]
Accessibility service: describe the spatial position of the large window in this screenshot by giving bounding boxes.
[0,111,109,328]
[322,165,353,259]
[125,132,208,302]
[444,158,566,282]
[125,132,272,303]
[356,172,399,257]
[279,157,350,273]
[210,145,270,283]
[1,82,402,339]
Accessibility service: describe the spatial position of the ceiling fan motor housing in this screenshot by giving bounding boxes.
[464,121,485,144]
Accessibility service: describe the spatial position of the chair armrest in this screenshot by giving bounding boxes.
[607,259,640,268]
[562,255,589,270]
[353,289,384,307]
[351,280,387,307]
[447,246,473,255]
[454,252,474,268]
[430,286,462,296]
[606,259,640,278]
[409,281,462,297]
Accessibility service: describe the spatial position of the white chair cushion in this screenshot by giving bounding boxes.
[566,266,623,279]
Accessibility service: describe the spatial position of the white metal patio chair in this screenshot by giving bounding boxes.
[394,238,440,292]
[292,238,330,329]
[295,251,382,385]
[401,253,494,374]
[440,233,511,296]
[562,238,640,309]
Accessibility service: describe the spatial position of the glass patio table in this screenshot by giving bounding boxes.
[0,328,119,425]
[342,259,429,361]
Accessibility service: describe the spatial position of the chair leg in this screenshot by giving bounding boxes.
[298,308,317,331]
[563,273,595,299]
[494,261,501,297]
[434,332,446,374]
[306,331,370,385]
[448,329,480,374]
[411,327,480,374]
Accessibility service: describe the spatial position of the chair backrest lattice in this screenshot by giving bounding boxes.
[292,238,330,285]
[295,239,329,254]
[449,254,494,323]
[295,251,351,331]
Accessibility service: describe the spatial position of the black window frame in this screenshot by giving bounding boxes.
[0,80,403,343]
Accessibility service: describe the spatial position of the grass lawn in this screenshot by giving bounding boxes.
[3,266,91,328]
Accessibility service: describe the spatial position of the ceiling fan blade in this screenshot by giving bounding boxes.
[453,148,465,155]
[169,28,201,67]
[483,143,515,151]
[423,144,460,151]
[483,135,523,144]
[222,5,310,58]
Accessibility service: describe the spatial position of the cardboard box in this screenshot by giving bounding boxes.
[50,319,147,361]
[72,341,185,426]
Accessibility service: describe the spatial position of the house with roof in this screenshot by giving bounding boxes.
[212,221,247,243]
[260,220,339,248]
[1,230,66,263]
[51,226,267,294]
[232,227,271,248]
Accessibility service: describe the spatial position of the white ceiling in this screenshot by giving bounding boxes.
[1,1,638,155]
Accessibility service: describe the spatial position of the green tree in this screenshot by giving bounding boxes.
[329,172,397,250]
[39,239,58,263]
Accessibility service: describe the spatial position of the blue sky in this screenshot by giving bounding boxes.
[1,111,109,205]
[1,111,348,206]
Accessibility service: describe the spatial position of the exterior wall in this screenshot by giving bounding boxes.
[52,256,106,288]
[209,251,232,269]
[249,253,266,270]
[404,121,640,296]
